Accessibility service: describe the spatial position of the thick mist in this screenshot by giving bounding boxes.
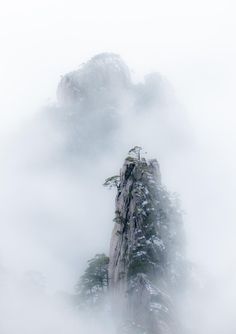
[0,53,192,333]
[1,2,236,331]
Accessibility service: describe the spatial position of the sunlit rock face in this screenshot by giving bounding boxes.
[109,153,186,334]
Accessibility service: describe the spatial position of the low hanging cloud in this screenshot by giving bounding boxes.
[1,52,236,334]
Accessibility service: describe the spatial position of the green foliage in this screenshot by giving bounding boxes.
[128,259,151,278]
[125,156,136,162]
[103,175,120,189]
[76,254,109,309]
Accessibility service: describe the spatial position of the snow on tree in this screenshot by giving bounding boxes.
[76,254,109,310]
[108,149,187,334]
[75,148,187,333]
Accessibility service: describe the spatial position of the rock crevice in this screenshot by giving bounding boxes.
[108,154,185,334]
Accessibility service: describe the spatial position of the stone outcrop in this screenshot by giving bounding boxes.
[108,152,186,333]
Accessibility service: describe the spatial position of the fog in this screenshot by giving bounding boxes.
[1,1,236,333]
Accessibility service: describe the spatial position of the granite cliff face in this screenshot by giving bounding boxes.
[108,150,186,333]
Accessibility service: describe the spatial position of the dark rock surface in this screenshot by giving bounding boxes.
[109,153,186,333]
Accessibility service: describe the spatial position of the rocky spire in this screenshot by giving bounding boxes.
[108,149,186,334]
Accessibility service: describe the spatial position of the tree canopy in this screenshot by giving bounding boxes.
[76,254,109,309]
[103,175,120,189]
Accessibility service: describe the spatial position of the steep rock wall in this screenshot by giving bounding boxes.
[109,155,185,333]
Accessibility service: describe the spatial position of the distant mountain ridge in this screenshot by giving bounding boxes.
[43,53,177,160]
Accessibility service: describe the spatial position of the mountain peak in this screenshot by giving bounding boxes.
[57,53,131,106]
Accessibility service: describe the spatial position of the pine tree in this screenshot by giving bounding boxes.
[76,254,109,310]
[103,175,120,189]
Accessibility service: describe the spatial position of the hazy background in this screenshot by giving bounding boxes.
[1,1,236,333]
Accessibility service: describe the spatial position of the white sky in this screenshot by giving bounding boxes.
[1,4,236,332]
[1,0,236,280]
[0,0,235,134]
